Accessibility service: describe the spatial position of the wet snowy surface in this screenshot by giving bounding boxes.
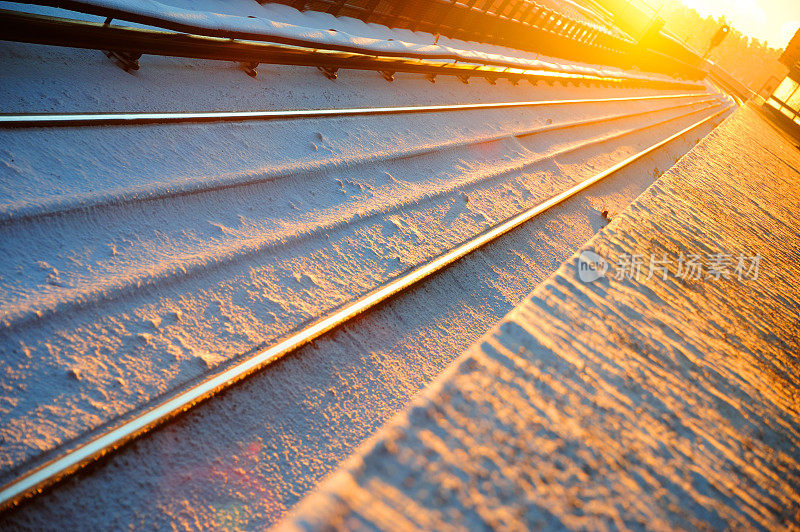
[278,106,800,531]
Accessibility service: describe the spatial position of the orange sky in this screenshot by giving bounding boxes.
[676,0,800,48]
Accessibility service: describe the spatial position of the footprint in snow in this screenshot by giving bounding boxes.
[442,195,471,225]
[291,271,321,289]
[37,261,63,287]
[207,221,238,236]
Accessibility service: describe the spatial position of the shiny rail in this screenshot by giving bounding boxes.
[0,96,720,332]
[0,102,732,511]
[0,92,712,128]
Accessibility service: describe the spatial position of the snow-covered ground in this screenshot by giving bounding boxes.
[0,90,728,478]
[0,108,724,530]
[0,1,734,527]
[277,106,800,530]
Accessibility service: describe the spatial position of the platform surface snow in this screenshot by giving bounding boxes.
[278,106,800,530]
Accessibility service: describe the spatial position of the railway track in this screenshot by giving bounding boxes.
[0,95,733,511]
[0,94,722,330]
[0,92,714,226]
[0,93,708,129]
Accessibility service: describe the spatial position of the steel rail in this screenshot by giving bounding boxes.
[0,92,712,128]
[0,94,717,232]
[0,102,732,511]
[0,98,720,333]
[0,9,703,90]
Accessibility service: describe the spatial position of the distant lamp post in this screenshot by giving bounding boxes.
[704,24,730,58]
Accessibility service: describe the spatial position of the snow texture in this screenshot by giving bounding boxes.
[277,106,800,530]
[0,88,727,479]
[3,0,677,83]
[0,11,729,477]
[0,1,730,523]
[0,105,723,531]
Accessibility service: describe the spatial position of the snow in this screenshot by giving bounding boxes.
[0,105,722,530]
[1,0,678,83]
[0,0,734,524]
[276,105,800,530]
[0,88,726,477]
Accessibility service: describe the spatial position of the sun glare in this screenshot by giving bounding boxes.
[676,0,798,48]
[2,0,800,529]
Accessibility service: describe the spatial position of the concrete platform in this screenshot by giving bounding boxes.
[277,105,800,530]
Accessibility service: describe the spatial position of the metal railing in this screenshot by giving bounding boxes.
[275,0,632,63]
[268,0,705,80]
[5,0,707,80]
[0,9,705,90]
